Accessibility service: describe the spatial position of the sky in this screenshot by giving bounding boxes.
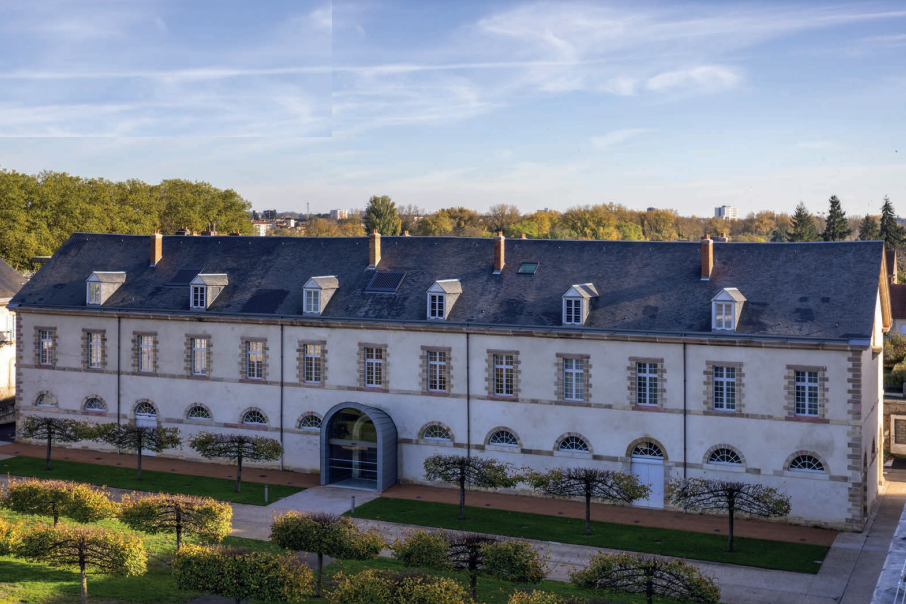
[0,0,904,217]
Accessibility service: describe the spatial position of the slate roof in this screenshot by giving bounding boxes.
[192,273,229,287]
[88,271,126,283]
[0,257,26,299]
[9,233,887,341]
[431,279,463,295]
[306,276,339,290]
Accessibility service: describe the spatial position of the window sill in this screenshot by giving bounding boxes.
[187,374,210,380]
[300,382,325,388]
[422,390,450,397]
[632,405,665,412]
[785,415,829,424]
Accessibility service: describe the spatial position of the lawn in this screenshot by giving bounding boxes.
[0,508,676,604]
[349,498,829,575]
[0,456,303,505]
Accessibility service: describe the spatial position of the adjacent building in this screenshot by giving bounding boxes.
[715,205,739,220]
[0,258,25,401]
[9,232,889,530]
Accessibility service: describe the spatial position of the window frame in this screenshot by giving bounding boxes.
[38,329,54,366]
[191,285,206,310]
[423,425,451,441]
[304,289,320,314]
[84,397,105,412]
[303,343,323,384]
[713,301,734,330]
[242,409,267,425]
[707,448,742,466]
[428,293,446,320]
[191,337,208,376]
[138,335,154,373]
[794,370,819,416]
[489,430,518,447]
[558,435,589,453]
[636,362,658,406]
[788,454,825,473]
[87,332,103,369]
[493,353,515,397]
[246,341,264,380]
[87,281,101,305]
[427,350,447,392]
[364,346,384,387]
[563,298,582,325]
[712,366,737,411]
[563,357,585,401]
[187,405,212,420]
[299,414,322,430]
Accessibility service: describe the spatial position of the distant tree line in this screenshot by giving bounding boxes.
[0,168,253,270]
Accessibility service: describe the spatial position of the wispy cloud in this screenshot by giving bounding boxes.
[590,128,653,150]
[646,66,741,93]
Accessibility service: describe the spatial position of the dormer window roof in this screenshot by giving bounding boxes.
[712,288,746,331]
[562,283,598,326]
[303,276,339,315]
[86,272,126,306]
[427,279,462,320]
[190,274,228,310]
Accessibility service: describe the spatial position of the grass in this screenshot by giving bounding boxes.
[0,508,672,604]
[349,498,830,575]
[0,455,304,505]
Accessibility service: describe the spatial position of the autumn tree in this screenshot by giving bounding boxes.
[485,204,522,234]
[0,477,118,526]
[18,415,92,470]
[270,511,384,597]
[91,423,182,480]
[880,196,905,248]
[364,195,402,235]
[570,552,720,604]
[119,493,232,550]
[423,454,519,520]
[787,202,820,242]
[822,195,852,241]
[859,214,881,240]
[397,203,424,233]
[526,467,650,535]
[667,478,791,552]
[189,432,283,493]
[16,524,147,604]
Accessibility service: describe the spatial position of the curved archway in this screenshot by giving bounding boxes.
[320,402,397,491]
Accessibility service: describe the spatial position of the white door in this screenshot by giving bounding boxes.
[631,457,665,509]
[135,411,157,457]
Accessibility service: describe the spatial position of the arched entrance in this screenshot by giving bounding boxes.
[320,402,397,491]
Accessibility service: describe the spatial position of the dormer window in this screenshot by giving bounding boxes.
[561,283,598,326]
[86,271,126,306]
[189,274,228,310]
[711,288,746,331]
[427,279,461,321]
[303,276,338,316]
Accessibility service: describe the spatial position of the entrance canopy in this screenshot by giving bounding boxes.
[320,402,397,492]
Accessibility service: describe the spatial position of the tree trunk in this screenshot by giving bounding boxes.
[459,476,465,521]
[80,560,88,604]
[728,507,735,553]
[236,454,243,493]
[646,575,653,604]
[316,552,323,597]
[176,514,183,551]
[46,433,52,470]
[137,445,143,481]
[469,572,477,601]
[52,501,59,527]
[585,491,592,535]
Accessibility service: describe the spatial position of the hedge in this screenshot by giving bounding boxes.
[327,569,469,604]
[0,477,118,525]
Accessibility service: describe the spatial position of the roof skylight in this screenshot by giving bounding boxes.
[517,263,538,274]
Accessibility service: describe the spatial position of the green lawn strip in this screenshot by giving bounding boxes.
[0,455,303,505]
[349,498,829,575]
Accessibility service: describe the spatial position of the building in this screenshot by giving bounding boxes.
[330,209,349,221]
[0,258,26,401]
[251,221,273,237]
[715,206,739,220]
[9,232,890,530]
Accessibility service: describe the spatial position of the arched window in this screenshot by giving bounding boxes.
[559,436,589,452]
[423,425,451,441]
[708,448,742,465]
[187,405,212,420]
[35,394,55,407]
[489,430,518,447]
[632,442,664,458]
[135,402,156,417]
[789,455,824,473]
[299,415,322,429]
[84,398,106,412]
[242,410,267,425]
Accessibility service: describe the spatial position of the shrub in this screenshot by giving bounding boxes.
[119,492,232,550]
[482,539,548,585]
[885,334,906,366]
[508,591,565,604]
[391,530,451,570]
[0,517,21,555]
[173,544,313,604]
[886,362,906,389]
[0,477,118,526]
[327,569,469,604]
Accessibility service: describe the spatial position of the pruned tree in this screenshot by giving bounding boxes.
[91,423,181,480]
[787,202,819,242]
[570,552,720,604]
[423,454,519,520]
[173,544,313,604]
[188,432,283,492]
[119,492,232,550]
[822,195,852,241]
[15,524,147,604]
[859,214,881,241]
[526,467,650,535]
[667,478,791,552]
[364,195,401,235]
[18,415,91,470]
[0,477,118,526]
[270,511,385,597]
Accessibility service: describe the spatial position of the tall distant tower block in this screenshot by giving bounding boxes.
[715,205,739,220]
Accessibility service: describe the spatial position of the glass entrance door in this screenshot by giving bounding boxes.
[326,408,379,489]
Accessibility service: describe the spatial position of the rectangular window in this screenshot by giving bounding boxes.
[563,358,585,401]
[191,285,206,309]
[636,362,658,406]
[713,366,736,411]
[795,371,819,416]
[138,335,154,372]
[87,332,102,369]
[564,299,582,324]
[304,289,320,314]
[39,330,53,365]
[429,294,445,319]
[714,302,733,329]
[247,341,264,379]
[365,347,384,387]
[303,344,322,384]
[88,282,101,305]
[191,338,208,376]
[494,354,514,396]
[427,350,447,392]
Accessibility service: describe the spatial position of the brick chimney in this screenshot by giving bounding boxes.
[150,231,162,267]
[494,232,505,274]
[701,234,713,280]
[520,233,527,239]
[369,230,381,268]
[403,230,410,236]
